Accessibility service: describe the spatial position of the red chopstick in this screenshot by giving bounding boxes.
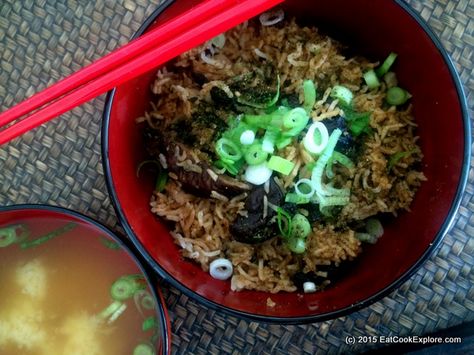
[0,0,284,145]
[0,0,235,129]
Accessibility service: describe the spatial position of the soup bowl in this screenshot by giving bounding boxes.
[0,204,171,354]
[102,0,470,323]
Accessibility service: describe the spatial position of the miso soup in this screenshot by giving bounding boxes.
[0,216,162,355]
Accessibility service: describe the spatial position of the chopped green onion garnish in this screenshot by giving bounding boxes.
[365,218,384,239]
[262,128,279,154]
[355,232,378,244]
[276,136,293,149]
[0,225,23,247]
[133,343,156,355]
[142,316,157,332]
[244,162,273,185]
[100,237,121,250]
[303,122,329,154]
[388,150,414,170]
[267,155,295,175]
[98,300,124,320]
[244,142,268,165]
[155,171,168,192]
[294,178,315,199]
[276,207,293,239]
[285,193,310,204]
[20,223,76,249]
[376,52,398,77]
[386,86,411,106]
[311,129,342,197]
[111,274,147,301]
[240,130,256,145]
[287,237,306,254]
[330,85,353,106]
[215,138,243,162]
[282,108,309,137]
[291,214,311,239]
[303,80,317,113]
[363,69,381,90]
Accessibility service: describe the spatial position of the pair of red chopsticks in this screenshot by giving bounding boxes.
[0,0,283,146]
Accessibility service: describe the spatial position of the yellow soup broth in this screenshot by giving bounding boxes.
[0,218,160,355]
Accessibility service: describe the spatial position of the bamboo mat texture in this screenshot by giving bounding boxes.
[0,0,473,354]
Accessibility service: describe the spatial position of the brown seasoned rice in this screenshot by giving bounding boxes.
[144,18,425,293]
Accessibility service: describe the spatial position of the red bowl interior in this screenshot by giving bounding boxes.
[0,205,172,353]
[103,0,468,321]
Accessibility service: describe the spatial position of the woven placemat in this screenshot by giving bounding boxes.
[0,0,472,354]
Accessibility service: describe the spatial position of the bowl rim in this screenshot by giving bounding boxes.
[101,0,471,324]
[0,203,172,354]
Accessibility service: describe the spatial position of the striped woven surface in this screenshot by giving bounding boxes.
[0,0,472,354]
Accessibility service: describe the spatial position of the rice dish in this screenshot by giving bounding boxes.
[139,13,426,293]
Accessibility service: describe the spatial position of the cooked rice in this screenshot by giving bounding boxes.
[145,18,425,292]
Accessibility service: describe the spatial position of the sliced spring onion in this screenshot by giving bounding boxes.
[209,258,233,280]
[262,128,279,154]
[98,300,124,320]
[244,106,289,129]
[240,130,256,145]
[330,85,353,106]
[311,129,342,197]
[215,138,243,162]
[214,159,239,176]
[386,86,411,106]
[0,226,19,247]
[259,8,284,26]
[276,136,293,149]
[282,108,309,137]
[388,150,414,171]
[365,218,384,239]
[291,214,311,239]
[326,151,355,179]
[100,237,121,250]
[303,121,329,154]
[287,237,306,254]
[355,232,378,244]
[363,69,381,89]
[209,33,226,49]
[267,155,295,175]
[244,113,273,128]
[142,316,157,332]
[303,281,317,293]
[294,178,315,199]
[111,274,146,301]
[133,343,156,355]
[319,195,350,208]
[155,171,168,192]
[244,162,273,185]
[332,151,355,170]
[276,207,292,239]
[20,222,76,249]
[285,193,310,204]
[383,71,398,88]
[133,290,156,315]
[107,302,127,324]
[244,143,268,165]
[376,52,398,77]
[303,80,317,113]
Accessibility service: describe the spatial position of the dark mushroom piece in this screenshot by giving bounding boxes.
[144,128,250,198]
[164,142,250,198]
[230,179,284,244]
[292,261,354,292]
